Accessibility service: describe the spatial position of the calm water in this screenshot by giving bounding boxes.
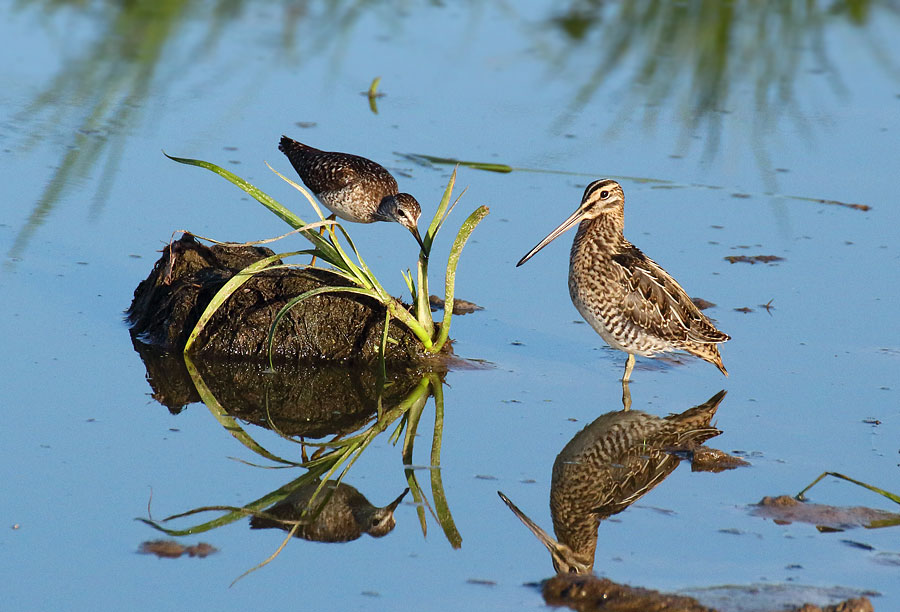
[2,2,898,611]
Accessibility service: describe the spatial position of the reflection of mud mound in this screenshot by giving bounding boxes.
[193,359,433,438]
[543,573,713,612]
[129,336,198,413]
[130,336,438,437]
[543,574,873,612]
[127,234,444,363]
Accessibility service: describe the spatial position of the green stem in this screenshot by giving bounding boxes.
[431,205,489,353]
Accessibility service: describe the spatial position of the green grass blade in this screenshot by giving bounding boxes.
[424,166,457,254]
[166,153,308,229]
[167,154,343,263]
[431,205,489,353]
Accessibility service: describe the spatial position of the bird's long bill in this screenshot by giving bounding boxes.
[386,488,410,512]
[410,226,426,252]
[497,491,559,555]
[516,206,586,267]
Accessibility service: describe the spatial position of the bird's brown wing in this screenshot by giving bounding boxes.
[278,138,398,195]
[613,247,730,344]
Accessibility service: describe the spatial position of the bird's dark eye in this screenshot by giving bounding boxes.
[600,190,609,199]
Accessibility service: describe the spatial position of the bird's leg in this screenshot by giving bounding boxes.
[623,354,635,382]
[309,213,337,266]
[621,378,632,411]
[621,354,635,411]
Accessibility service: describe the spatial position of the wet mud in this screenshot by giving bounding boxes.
[127,234,446,363]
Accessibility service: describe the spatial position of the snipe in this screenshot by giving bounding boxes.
[517,179,729,388]
[278,136,424,249]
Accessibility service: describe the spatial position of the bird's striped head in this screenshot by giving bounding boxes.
[577,179,625,219]
[516,179,625,267]
[376,193,424,250]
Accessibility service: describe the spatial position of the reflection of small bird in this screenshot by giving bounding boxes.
[250,480,408,543]
[499,390,726,575]
[517,179,729,382]
[278,136,424,249]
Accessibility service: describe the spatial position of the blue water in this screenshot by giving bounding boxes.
[2,2,898,611]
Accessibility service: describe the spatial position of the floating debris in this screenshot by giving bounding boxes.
[724,254,785,264]
[139,540,217,558]
[429,295,483,314]
[691,297,716,310]
[751,495,900,530]
[734,307,754,313]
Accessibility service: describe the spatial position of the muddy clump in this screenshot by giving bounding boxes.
[127,234,447,363]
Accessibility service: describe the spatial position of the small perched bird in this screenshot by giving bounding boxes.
[278,136,424,249]
[499,390,727,575]
[517,179,729,382]
[250,480,408,543]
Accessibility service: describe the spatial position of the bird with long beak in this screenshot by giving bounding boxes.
[517,179,729,390]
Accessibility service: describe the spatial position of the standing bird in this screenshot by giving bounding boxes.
[278,136,425,250]
[517,179,729,384]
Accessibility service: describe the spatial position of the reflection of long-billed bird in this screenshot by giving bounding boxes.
[250,480,408,543]
[278,136,425,250]
[517,179,729,382]
[499,390,726,574]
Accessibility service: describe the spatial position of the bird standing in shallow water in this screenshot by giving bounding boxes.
[517,179,729,397]
[278,136,425,249]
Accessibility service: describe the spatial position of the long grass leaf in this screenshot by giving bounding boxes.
[432,205,489,352]
[424,166,457,255]
[166,154,308,229]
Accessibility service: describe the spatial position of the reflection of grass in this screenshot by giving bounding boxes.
[538,1,899,162]
[4,0,369,260]
[140,357,459,580]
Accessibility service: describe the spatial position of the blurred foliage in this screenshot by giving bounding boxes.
[534,0,899,163]
[7,0,899,258]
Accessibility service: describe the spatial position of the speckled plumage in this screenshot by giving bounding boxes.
[249,480,408,543]
[278,136,423,247]
[499,390,725,575]
[518,179,729,379]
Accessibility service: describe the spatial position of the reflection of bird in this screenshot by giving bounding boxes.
[278,136,424,249]
[499,390,726,574]
[517,179,729,382]
[250,480,408,543]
